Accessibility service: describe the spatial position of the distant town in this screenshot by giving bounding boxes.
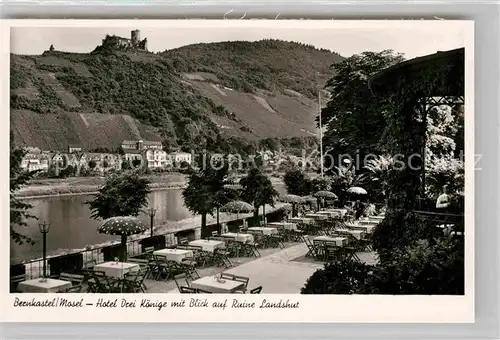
[18,139,301,177]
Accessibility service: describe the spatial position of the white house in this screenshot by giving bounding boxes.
[144,149,168,169]
[169,152,192,165]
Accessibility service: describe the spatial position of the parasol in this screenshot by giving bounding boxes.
[347,187,368,195]
[278,194,306,217]
[98,216,148,261]
[313,191,338,210]
[302,195,317,203]
[220,200,254,214]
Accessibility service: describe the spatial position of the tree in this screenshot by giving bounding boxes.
[301,238,464,295]
[283,169,311,196]
[330,165,359,205]
[240,168,279,224]
[321,50,405,168]
[310,176,331,192]
[182,155,232,231]
[86,171,151,220]
[10,143,39,245]
[301,260,373,294]
[357,155,393,201]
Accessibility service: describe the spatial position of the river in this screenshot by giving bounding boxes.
[11,185,286,264]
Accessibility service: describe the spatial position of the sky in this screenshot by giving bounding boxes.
[9,21,470,59]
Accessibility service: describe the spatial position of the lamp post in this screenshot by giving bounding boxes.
[38,222,50,280]
[148,208,157,237]
[318,88,324,178]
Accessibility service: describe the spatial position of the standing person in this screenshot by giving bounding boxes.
[436,185,451,211]
[436,185,452,235]
[353,200,364,220]
[364,199,377,217]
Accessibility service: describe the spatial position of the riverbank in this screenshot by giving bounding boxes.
[17,202,290,267]
[15,173,286,199]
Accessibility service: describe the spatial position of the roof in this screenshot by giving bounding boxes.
[124,150,142,155]
[370,48,464,97]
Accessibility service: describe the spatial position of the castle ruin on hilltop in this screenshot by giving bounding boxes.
[101,29,148,52]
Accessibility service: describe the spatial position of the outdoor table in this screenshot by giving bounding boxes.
[221,233,254,243]
[337,229,365,240]
[17,278,72,293]
[325,208,348,217]
[358,219,378,225]
[347,223,377,233]
[288,217,316,225]
[313,235,347,247]
[94,261,140,279]
[247,227,278,235]
[190,276,245,293]
[305,213,328,220]
[154,248,194,263]
[316,211,338,217]
[369,216,385,221]
[266,222,298,230]
[189,239,225,252]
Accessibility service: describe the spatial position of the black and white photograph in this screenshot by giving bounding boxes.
[4,19,473,322]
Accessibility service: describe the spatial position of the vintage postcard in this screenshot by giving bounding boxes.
[1,19,474,323]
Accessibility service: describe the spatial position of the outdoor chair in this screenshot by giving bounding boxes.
[123,267,150,293]
[232,275,250,293]
[144,246,155,253]
[265,235,284,249]
[195,288,213,294]
[179,237,189,245]
[174,273,191,292]
[153,254,174,281]
[323,243,343,262]
[10,274,26,293]
[179,286,197,293]
[342,235,361,262]
[226,241,242,258]
[87,270,117,293]
[84,259,97,270]
[302,236,319,259]
[250,286,263,294]
[127,258,149,266]
[211,231,219,237]
[59,272,85,286]
[313,240,327,260]
[213,248,232,268]
[63,285,83,293]
[220,272,236,280]
[181,257,200,280]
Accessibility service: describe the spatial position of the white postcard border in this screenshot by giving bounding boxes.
[1,19,475,323]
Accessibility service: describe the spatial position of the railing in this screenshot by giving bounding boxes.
[411,210,465,234]
[16,230,180,280]
[13,208,289,281]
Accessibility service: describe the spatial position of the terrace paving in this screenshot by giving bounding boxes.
[143,242,378,294]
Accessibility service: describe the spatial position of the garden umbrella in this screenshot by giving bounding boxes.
[278,194,306,217]
[347,187,368,195]
[313,191,338,210]
[346,186,368,206]
[98,216,148,261]
[220,200,254,226]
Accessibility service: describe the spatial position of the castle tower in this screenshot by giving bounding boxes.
[131,29,140,44]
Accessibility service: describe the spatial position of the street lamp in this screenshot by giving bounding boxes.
[38,222,50,280]
[148,208,157,237]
